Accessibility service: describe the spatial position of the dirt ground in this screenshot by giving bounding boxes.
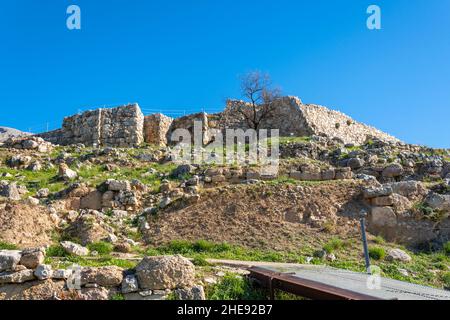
[145,181,369,251]
[0,203,55,248]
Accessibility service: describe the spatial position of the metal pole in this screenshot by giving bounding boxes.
[359,212,371,274]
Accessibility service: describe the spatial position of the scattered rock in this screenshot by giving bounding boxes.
[58,164,78,181]
[60,241,89,256]
[386,249,412,263]
[174,285,205,300]
[0,181,21,201]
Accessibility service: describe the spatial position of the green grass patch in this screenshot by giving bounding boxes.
[87,242,114,255]
[444,241,450,256]
[323,238,345,254]
[0,241,19,250]
[368,247,386,261]
[206,273,266,300]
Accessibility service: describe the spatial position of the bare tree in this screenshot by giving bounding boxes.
[234,71,281,130]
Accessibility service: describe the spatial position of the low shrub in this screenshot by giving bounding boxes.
[369,247,386,260]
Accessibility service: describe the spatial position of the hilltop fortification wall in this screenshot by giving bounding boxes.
[37,97,400,147]
[37,104,144,147]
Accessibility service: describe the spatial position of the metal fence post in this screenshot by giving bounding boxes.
[359,211,371,274]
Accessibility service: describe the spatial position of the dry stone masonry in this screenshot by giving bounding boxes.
[38,104,144,147]
[34,96,400,148]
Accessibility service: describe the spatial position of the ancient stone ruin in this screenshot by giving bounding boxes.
[38,104,144,148]
[35,97,399,148]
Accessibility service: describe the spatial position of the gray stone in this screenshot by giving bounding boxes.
[386,249,412,262]
[0,250,22,272]
[363,186,393,199]
[34,264,53,280]
[382,164,404,178]
[60,241,89,256]
[0,181,21,201]
[425,193,450,212]
[174,286,206,300]
[347,158,365,169]
[122,274,139,294]
[107,179,131,192]
[0,269,35,284]
[371,207,397,227]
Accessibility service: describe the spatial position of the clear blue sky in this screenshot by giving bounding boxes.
[1,0,449,147]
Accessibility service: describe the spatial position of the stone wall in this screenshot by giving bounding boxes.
[38,105,144,147]
[215,96,399,145]
[143,114,173,146]
[37,96,400,147]
[299,102,399,145]
[167,112,211,145]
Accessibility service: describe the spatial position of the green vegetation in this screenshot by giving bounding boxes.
[323,238,345,253]
[87,241,114,255]
[206,273,266,300]
[147,240,306,264]
[0,241,18,250]
[110,293,125,301]
[444,241,450,256]
[369,247,386,260]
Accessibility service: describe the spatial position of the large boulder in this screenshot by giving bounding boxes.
[363,186,393,199]
[370,207,397,227]
[106,179,131,192]
[424,193,450,212]
[0,250,22,272]
[387,181,427,199]
[382,164,404,178]
[80,191,103,210]
[135,255,196,290]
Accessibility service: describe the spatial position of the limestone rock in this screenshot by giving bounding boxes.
[382,164,404,178]
[386,249,412,262]
[121,274,139,294]
[58,164,78,181]
[174,285,205,300]
[81,266,123,287]
[0,269,35,284]
[363,186,393,199]
[19,248,45,269]
[107,179,131,192]
[0,250,22,272]
[34,264,53,280]
[0,181,21,201]
[371,207,397,227]
[60,241,89,256]
[424,193,450,212]
[135,255,196,290]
